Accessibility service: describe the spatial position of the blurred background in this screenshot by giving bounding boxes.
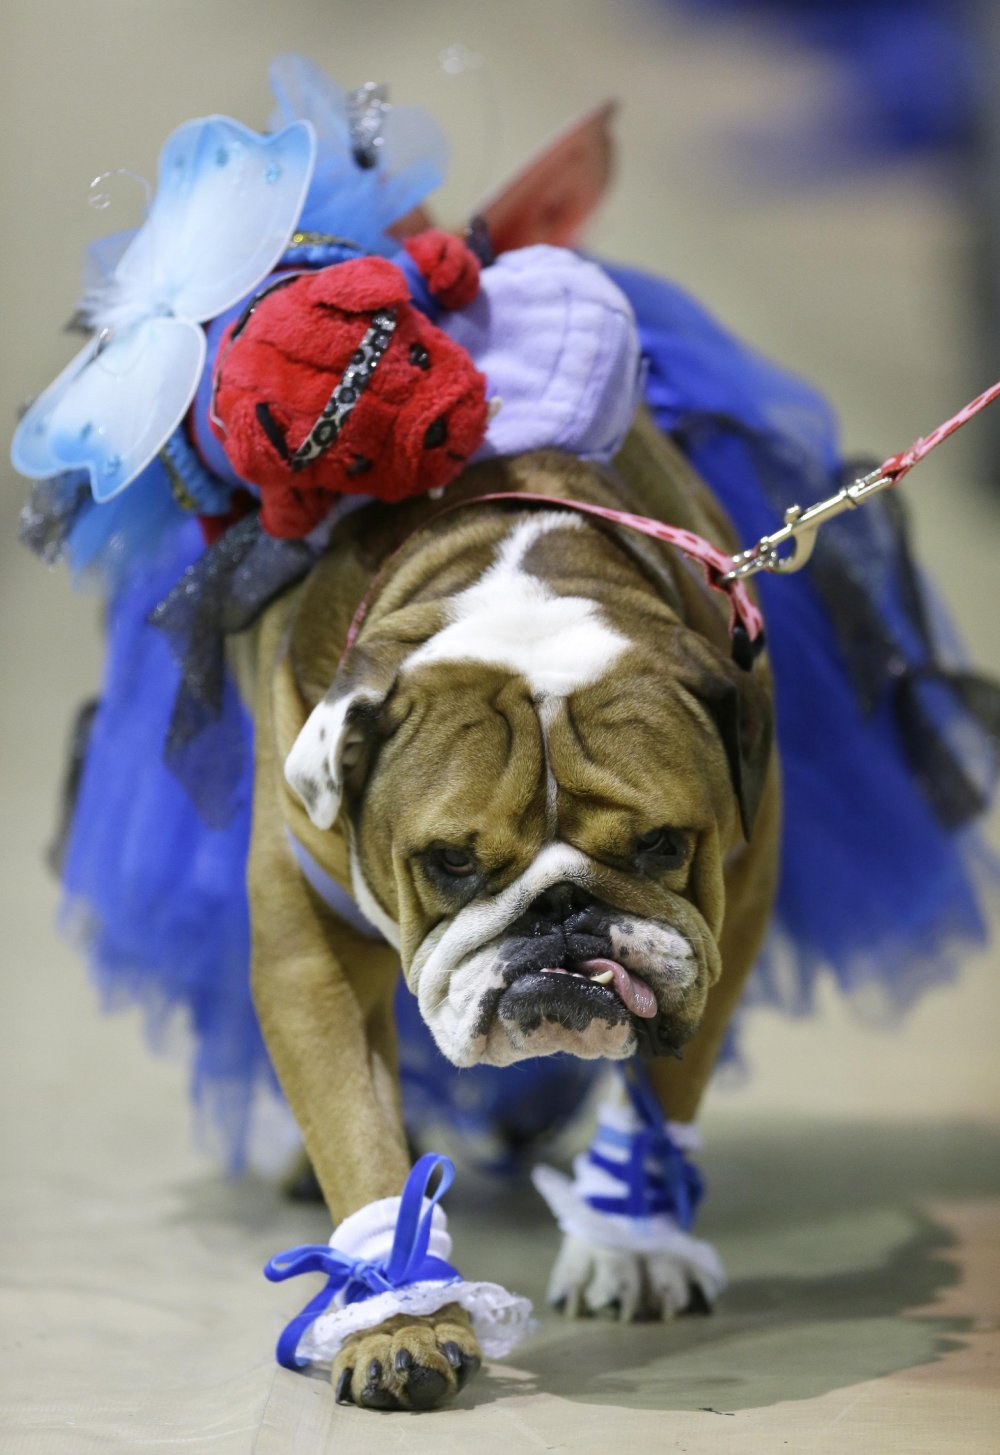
[1,2,998,1450]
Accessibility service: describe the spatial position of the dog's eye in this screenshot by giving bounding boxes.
[635,827,690,868]
[438,846,476,877]
[423,415,448,449]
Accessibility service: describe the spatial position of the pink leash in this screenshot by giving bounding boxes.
[724,379,1000,584]
[879,377,1000,484]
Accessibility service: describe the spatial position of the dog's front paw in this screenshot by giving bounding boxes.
[547,1235,723,1322]
[331,1303,482,1410]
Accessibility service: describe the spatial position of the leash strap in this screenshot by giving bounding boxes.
[879,378,1000,484]
[472,492,765,644]
[342,488,766,669]
[727,379,1000,581]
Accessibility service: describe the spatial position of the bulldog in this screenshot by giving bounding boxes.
[240,406,780,1409]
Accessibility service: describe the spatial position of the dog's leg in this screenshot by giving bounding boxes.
[240,613,409,1215]
[249,772,409,1215]
[249,718,484,1407]
[542,758,781,1321]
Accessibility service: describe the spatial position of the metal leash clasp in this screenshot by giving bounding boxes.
[721,465,893,582]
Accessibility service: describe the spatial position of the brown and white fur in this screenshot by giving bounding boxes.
[238,409,780,1409]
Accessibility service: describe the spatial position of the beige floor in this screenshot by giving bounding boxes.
[2,2,999,1451]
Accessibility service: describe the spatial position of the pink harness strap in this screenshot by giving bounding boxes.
[342,490,765,667]
[473,491,764,641]
[342,376,1000,670]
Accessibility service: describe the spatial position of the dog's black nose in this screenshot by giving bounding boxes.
[528,882,590,925]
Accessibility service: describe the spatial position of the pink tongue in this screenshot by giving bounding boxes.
[578,958,658,1019]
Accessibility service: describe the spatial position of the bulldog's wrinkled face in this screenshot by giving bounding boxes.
[286,513,770,1069]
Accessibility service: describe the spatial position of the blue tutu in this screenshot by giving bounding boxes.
[59,521,269,1167]
[670,0,977,168]
[605,262,996,1050]
[56,263,997,1171]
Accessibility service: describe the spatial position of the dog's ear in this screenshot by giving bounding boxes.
[675,631,773,840]
[284,657,397,830]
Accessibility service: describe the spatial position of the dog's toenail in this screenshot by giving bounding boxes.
[335,1368,354,1404]
[442,1340,462,1368]
[456,1350,481,1389]
[394,1347,414,1373]
[367,1358,382,1382]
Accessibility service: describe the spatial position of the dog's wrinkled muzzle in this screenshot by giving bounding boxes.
[408,848,709,1067]
[473,883,695,1060]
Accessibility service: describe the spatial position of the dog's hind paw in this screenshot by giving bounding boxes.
[547,1235,724,1322]
[331,1303,482,1411]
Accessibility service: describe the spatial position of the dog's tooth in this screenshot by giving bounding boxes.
[590,969,614,985]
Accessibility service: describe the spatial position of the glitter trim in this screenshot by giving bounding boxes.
[289,308,397,472]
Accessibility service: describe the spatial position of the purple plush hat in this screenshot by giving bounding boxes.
[439,244,642,463]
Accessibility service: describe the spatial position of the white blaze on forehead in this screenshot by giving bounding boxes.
[403,514,629,695]
[538,695,560,836]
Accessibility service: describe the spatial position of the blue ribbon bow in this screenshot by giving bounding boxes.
[584,1063,705,1230]
[263,1152,461,1370]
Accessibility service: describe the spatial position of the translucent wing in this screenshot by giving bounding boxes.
[111,116,315,323]
[81,228,138,299]
[269,54,446,249]
[377,101,449,224]
[11,317,205,500]
[270,53,350,152]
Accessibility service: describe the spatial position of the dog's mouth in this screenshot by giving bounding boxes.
[484,941,691,1059]
[445,899,702,1064]
[537,957,658,1018]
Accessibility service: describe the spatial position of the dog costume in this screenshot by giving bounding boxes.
[14,55,1000,1403]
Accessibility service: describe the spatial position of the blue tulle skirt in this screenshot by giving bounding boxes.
[605,262,995,1055]
[59,265,996,1170]
[59,522,270,1164]
[670,0,977,169]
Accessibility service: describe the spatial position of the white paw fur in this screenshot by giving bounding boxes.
[547,1234,724,1322]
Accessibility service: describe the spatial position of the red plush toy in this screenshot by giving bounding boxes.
[209,231,488,538]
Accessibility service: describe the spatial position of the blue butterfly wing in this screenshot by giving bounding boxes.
[268,55,446,245]
[11,317,205,500]
[81,228,138,299]
[114,115,315,322]
[269,53,350,151]
[379,101,448,218]
[269,55,372,241]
